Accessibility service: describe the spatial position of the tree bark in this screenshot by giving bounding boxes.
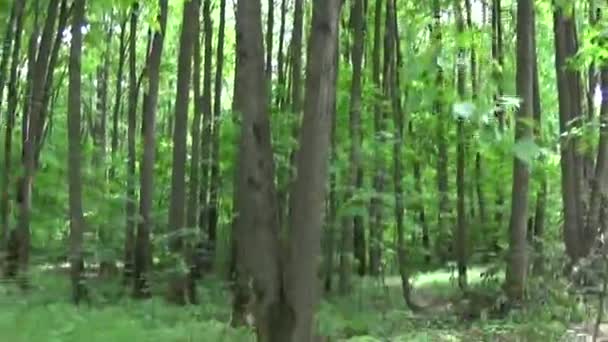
[492,0,505,228]
[110,17,127,180]
[167,0,199,305]
[265,0,274,80]
[17,0,61,286]
[286,1,342,339]
[0,0,17,121]
[531,9,546,275]
[275,0,288,107]
[341,0,365,292]
[187,0,203,242]
[369,0,384,277]
[68,0,88,304]
[433,0,449,252]
[133,0,168,299]
[553,4,586,262]
[207,0,227,267]
[505,0,534,302]
[454,0,468,290]
[233,0,289,339]
[0,0,24,251]
[123,2,139,284]
[199,0,213,241]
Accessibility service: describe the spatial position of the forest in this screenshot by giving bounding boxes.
[0,0,606,340]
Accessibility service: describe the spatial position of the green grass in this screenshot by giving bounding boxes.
[0,266,574,341]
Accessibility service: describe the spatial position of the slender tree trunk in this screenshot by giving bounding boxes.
[207,0,227,267]
[110,17,127,180]
[199,0,213,241]
[35,0,69,163]
[187,0,203,245]
[282,0,305,228]
[265,0,274,79]
[276,0,287,107]
[505,0,534,302]
[587,0,598,119]
[369,0,384,277]
[492,0,505,228]
[553,4,586,263]
[17,0,61,286]
[167,0,199,305]
[411,139,430,263]
[0,0,17,119]
[342,0,365,291]
[587,45,608,247]
[96,19,113,276]
[433,0,449,252]
[0,0,24,250]
[386,0,414,308]
[68,0,88,304]
[531,10,546,275]
[133,0,167,299]
[123,3,139,284]
[327,79,337,293]
[454,0,468,290]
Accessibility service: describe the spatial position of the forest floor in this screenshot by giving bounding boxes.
[0,265,585,341]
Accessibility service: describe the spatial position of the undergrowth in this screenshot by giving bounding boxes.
[0,266,580,341]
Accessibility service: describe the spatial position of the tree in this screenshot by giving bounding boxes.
[553,3,586,263]
[232,0,341,338]
[124,2,139,283]
[504,0,535,302]
[16,0,61,286]
[207,0,227,265]
[454,0,468,291]
[340,0,365,294]
[134,0,168,298]
[285,0,342,338]
[369,0,384,276]
[167,0,199,304]
[0,0,24,249]
[67,0,87,304]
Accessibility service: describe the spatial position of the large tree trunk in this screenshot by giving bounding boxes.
[133,0,167,299]
[286,1,342,339]
[505,0,534,302]
[167,0,199,305]
[233,0,289,339]
[67,0,88,304]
